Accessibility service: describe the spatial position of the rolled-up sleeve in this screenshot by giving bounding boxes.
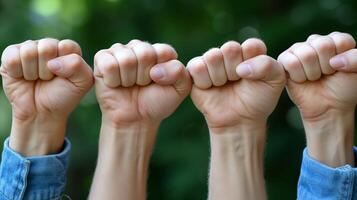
[0,138,71,200]
[298,147,357,200]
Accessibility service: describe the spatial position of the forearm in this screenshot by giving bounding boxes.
[88,120,159,200]
[9,115,67,156]
[303,108,355,167]
[208,124,267,200]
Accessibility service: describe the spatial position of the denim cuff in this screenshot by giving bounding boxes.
[0,138,71,200]
[298,148,357,200]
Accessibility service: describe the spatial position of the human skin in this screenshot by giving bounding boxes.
[278,32,357,168]
[0,39,93,156]
[188,39,286,200]
[88,40,191,200]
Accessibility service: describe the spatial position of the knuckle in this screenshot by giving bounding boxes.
[119,54,137,69]
[294,45,317,63]
[340,33,356,48]
[154,43,177,59]
[284,59,301,71]
[330,32,356,50]
[129,39,141,43]
[289,42,303,51]
[243,38,266,50]
[135,45,156,62]
[221,41,242,56]
[307,34,320,41]
[101,61,118,74]
[4,56,20,68]
[38,39,58,57]
[204,48,222,61]
[110,43,124,49]
[2,45,19,65]
[187,57,206,74]
[20,44,37,59]
[94,50,108,61]
[59,39,81,53]
[278,53,300,71]
[311,37,335,53]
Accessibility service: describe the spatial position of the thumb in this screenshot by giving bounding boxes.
[330,49,357,72]
[236,55,286,85]
[47,54,94,90]
[150,60,192,96]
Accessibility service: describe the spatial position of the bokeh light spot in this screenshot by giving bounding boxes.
[286,106,304,130]
[31,0,61,17]
[238,26,260,41]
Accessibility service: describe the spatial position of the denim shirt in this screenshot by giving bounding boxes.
[298,148,357,200]
[0,138,71,200]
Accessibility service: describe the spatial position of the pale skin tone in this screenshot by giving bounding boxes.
[188,39,286,200]
[278,32,357,168]
[0,39,93,156]
[88,40,191,200]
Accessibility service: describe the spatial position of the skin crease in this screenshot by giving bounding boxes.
[188,39,286,200]
[89,40,192,200]
[278,32,357,167]
[1,39,93,156]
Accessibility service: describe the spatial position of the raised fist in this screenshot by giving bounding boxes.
[188,39,286,130]
[278,32,357,121]
[1,39,93,155]
[94,40,191,126]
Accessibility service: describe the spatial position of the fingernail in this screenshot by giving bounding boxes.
[48,60,62,71]
[237,63,252,76]
[330,56,347,69]
[151,67,165,79]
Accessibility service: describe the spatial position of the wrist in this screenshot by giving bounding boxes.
[209,121,266,136]
[208,123,267,200]
[209,123,267,164]
[9,115,67,156]
[91,120,160,200]
[302,108,355,167]
[98,120,160,157]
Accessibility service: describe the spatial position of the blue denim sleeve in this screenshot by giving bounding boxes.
[298,147,357,200]
[0,138,71,200]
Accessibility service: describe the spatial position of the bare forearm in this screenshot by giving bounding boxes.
[208,124,267,200]
[88,121,159,200]
[303,109,355,167]
[9,116,67,156]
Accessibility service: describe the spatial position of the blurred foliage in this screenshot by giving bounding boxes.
[0,0,357,199]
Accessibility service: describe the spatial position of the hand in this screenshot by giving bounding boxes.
[1,39,93,155]
[188,39,285,200]
[278,32,357,167]
[94,40,191,127]
[278,32,357,120]
[188,39,286,131]
[89,40,191,200]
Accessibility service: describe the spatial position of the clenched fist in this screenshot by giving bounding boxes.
[94,40,191,126]
[1,39,93,156]
[189,39,286,130]
[278,32,357,120]
[188,39,285,200]
[89,40,191,200]
[278,32,357,167]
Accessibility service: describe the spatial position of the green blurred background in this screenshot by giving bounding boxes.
[0,0,356,199]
